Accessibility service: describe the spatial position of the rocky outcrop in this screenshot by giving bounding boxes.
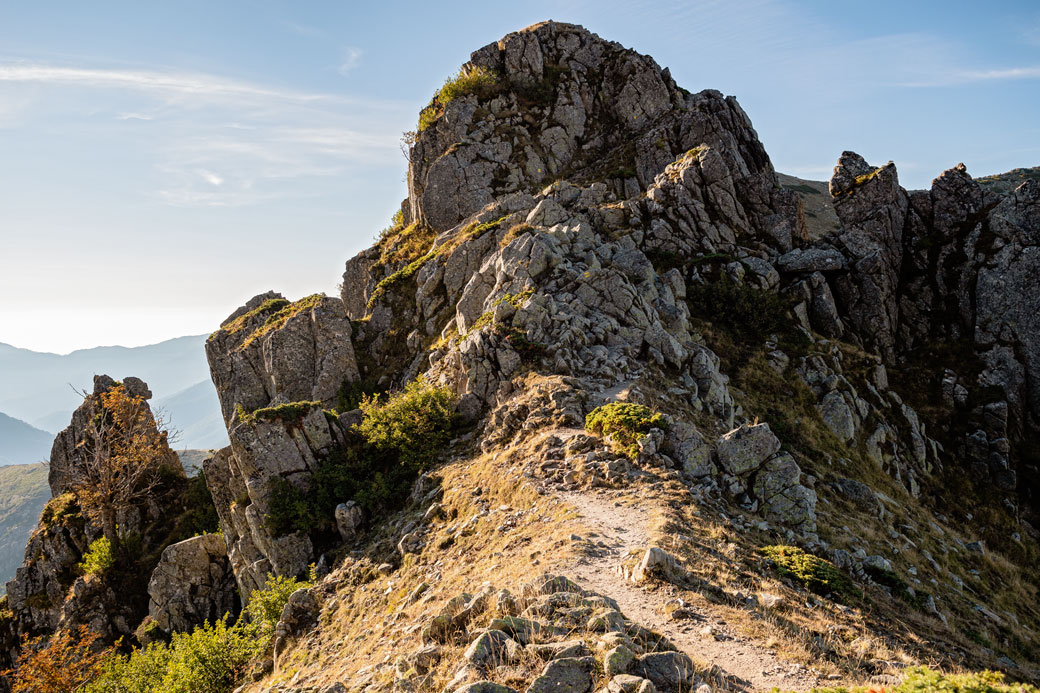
[204,294,361,597]
[1,376,190,681]
[147,533,237,636]
[405,21,802,248]
[803,153,1040,497]
[205,293,359,424]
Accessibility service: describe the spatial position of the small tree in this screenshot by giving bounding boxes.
[69,384,177,552]
[7,625,114,692]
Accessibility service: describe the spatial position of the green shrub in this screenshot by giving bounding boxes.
[246,574,311,636]
[584,402,667,460]
[358,380,458,470]
[379,209,405,240]
[800,666,1039,693]
[79,536,116,576]
[85,574,308,693]
[266,381,457,537]
[863,563,927,608]
[176,472,221,537]
[687,278,791,345]
[759,545,860,603]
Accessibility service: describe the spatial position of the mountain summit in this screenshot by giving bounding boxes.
[2,21,1037,692]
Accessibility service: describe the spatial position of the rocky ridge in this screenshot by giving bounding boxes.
[1,19,1038,692]
[205,20,1038,689]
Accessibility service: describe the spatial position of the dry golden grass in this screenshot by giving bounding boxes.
[250,434,591,691]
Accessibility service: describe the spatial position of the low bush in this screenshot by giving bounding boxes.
[266,381,458,537]
[802,666,1039,693]
[175,472,221,538]
[84,574,309,693]
[585,402,667,460]
[759,545,860,603]
[863,564,927,608]
[358,380,458,471]
[79,536,116,576]
[245,574,310,635]
[687,278,791,345]
[8,625,113,693]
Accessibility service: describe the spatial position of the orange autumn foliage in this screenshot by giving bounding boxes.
[6,625,113,692]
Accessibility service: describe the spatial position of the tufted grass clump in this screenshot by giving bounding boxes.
[500,222,535,247]
[367,248,436,308]
[801,666,1039,693]
[217,298,291,338]
[418,66,500,132]
[78,536,116,576]
[236,294,325,349]
[40,492,83,530]
[759,545,861,603]
[585,402,667,460]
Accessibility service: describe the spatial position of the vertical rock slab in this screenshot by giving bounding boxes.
[205,293,360,597]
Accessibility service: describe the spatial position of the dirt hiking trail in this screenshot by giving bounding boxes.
[557,488,840,692]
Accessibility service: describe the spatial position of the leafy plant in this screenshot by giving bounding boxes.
[8,625,114,693]
[84,574,308,693]
[759,545,860,603]
[266,381,458,537]
[584,402,667,460]
[863,564,927,608]
[687,278,791,345]
[245,574,311,636]
[358,380,458,470]
[79,536,116,576]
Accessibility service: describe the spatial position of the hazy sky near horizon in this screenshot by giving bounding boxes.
[1,0,1038,353]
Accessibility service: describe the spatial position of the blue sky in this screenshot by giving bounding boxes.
[1,0,1037,353]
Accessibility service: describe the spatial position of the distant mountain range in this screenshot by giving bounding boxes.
[0,413,53,467]
[0,335,227,452]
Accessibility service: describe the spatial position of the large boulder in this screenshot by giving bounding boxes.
[205,293,359,425]
[147,534,238,635]
[715,423,781,476]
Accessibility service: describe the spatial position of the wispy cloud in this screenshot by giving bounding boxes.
[899,65,1040,87]
[339,47,363,76]
[0,58,412,207]
[0,62,332,103]
[156,126,400,207]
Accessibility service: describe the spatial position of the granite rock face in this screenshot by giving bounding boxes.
[816,154,1040,495]
[147,533,238,636]
[204,294,360,597]
[1,377,185,676]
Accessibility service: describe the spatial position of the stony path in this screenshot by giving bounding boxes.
[556,488,831,692]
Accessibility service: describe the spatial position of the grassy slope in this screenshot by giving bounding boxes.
[0,463,50,593]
